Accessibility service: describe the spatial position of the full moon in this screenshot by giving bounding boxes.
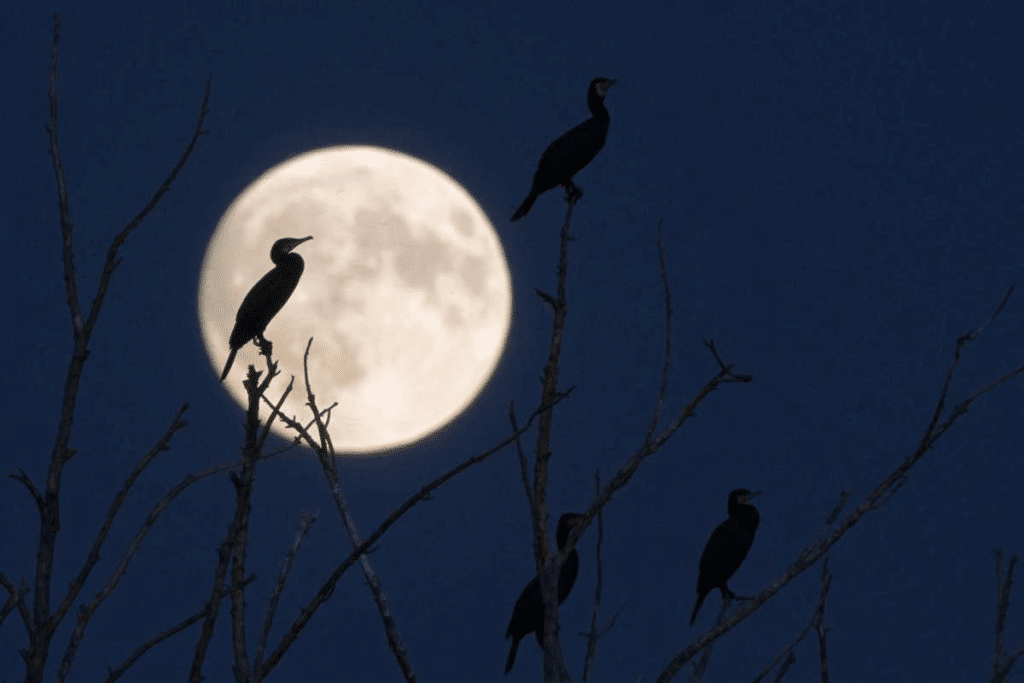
[198,146,512,454]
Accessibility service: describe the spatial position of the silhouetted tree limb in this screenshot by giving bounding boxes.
[991,549,1022,683]
[253,512,318,676]
[106,573,254,683]
[655,288,1023,683]
[525,217,753,683]
[252,339,573,679]
[298,342,417,682]
[12,16,211,683]
[581,469,623,683]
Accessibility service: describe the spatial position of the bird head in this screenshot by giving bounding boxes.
[556,512,587,549]
[559,512,587,528]
[730,489,761,505]
[590,77,617,97]
[268,237,311,264]
[274,236,313,254]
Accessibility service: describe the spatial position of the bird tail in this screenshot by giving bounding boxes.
[220,347,238,382]
[690,592,707,626]
[504,637,520,675]
[511,191,538,222]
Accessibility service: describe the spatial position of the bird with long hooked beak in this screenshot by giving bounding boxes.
[511,77,617,221]
[504,512,587,675]
[690,489,761,626]
[220,235,313,381]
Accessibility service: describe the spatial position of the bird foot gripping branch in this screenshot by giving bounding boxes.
[255,333,274,359]
[562,181,584,204]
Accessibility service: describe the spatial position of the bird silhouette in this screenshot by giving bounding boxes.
[220,236,313,381]
[504,512,586,675]
[511,77,616,221]
[690,489,761,626]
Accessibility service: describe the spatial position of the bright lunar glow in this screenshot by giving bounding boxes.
[198,146,512,454]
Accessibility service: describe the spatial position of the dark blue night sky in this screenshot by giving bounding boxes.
[3,2,1023,681]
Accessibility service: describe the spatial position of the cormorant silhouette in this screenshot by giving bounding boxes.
[511,77,616,221]
[504,512,586,675]
[690,489,761,626]
[220,236,313,381]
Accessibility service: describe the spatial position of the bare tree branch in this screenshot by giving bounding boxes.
[511,399,536,513]
[532,201,577,683]
[815,556,832,683]
[24,17,210,681]
[255,364,572,678]
[582,469,621,683]
[643,220,674,445]
[105,574,254,683]
[298,340,417,682]
[55,457,237,683]
[556,339,752,580]
[253,512,319,677]
[991,549,1022,683]
[654,289,1022,682]
[0,573,31,632]
[8,469,44,513]
[752,505,839,683]
[45,14,80,336]
[581,470,605,683]
[55,404,189,628]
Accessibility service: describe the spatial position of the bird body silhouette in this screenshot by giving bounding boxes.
[511,77,616,221]
[690,489,761,626]
[504,512,586,675]
[220,236,313,381]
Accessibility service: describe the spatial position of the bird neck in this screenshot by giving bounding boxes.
[587,92,610,122]
[271,252,304,269]
[730,505,760,528]
[729,500,755,517]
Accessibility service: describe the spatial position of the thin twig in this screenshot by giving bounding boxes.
[815,557,832,683]
[55,404,189,628]
[253,512,319,677]
[991,549,1022,683]
[752,502,839,683]
[582,470,605,683]
[105,575,254,683]
[644,220,674,445]
[0,573,31,632]
[55,457,238,683]
[8,468,44,512]
[510,399,536,514]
